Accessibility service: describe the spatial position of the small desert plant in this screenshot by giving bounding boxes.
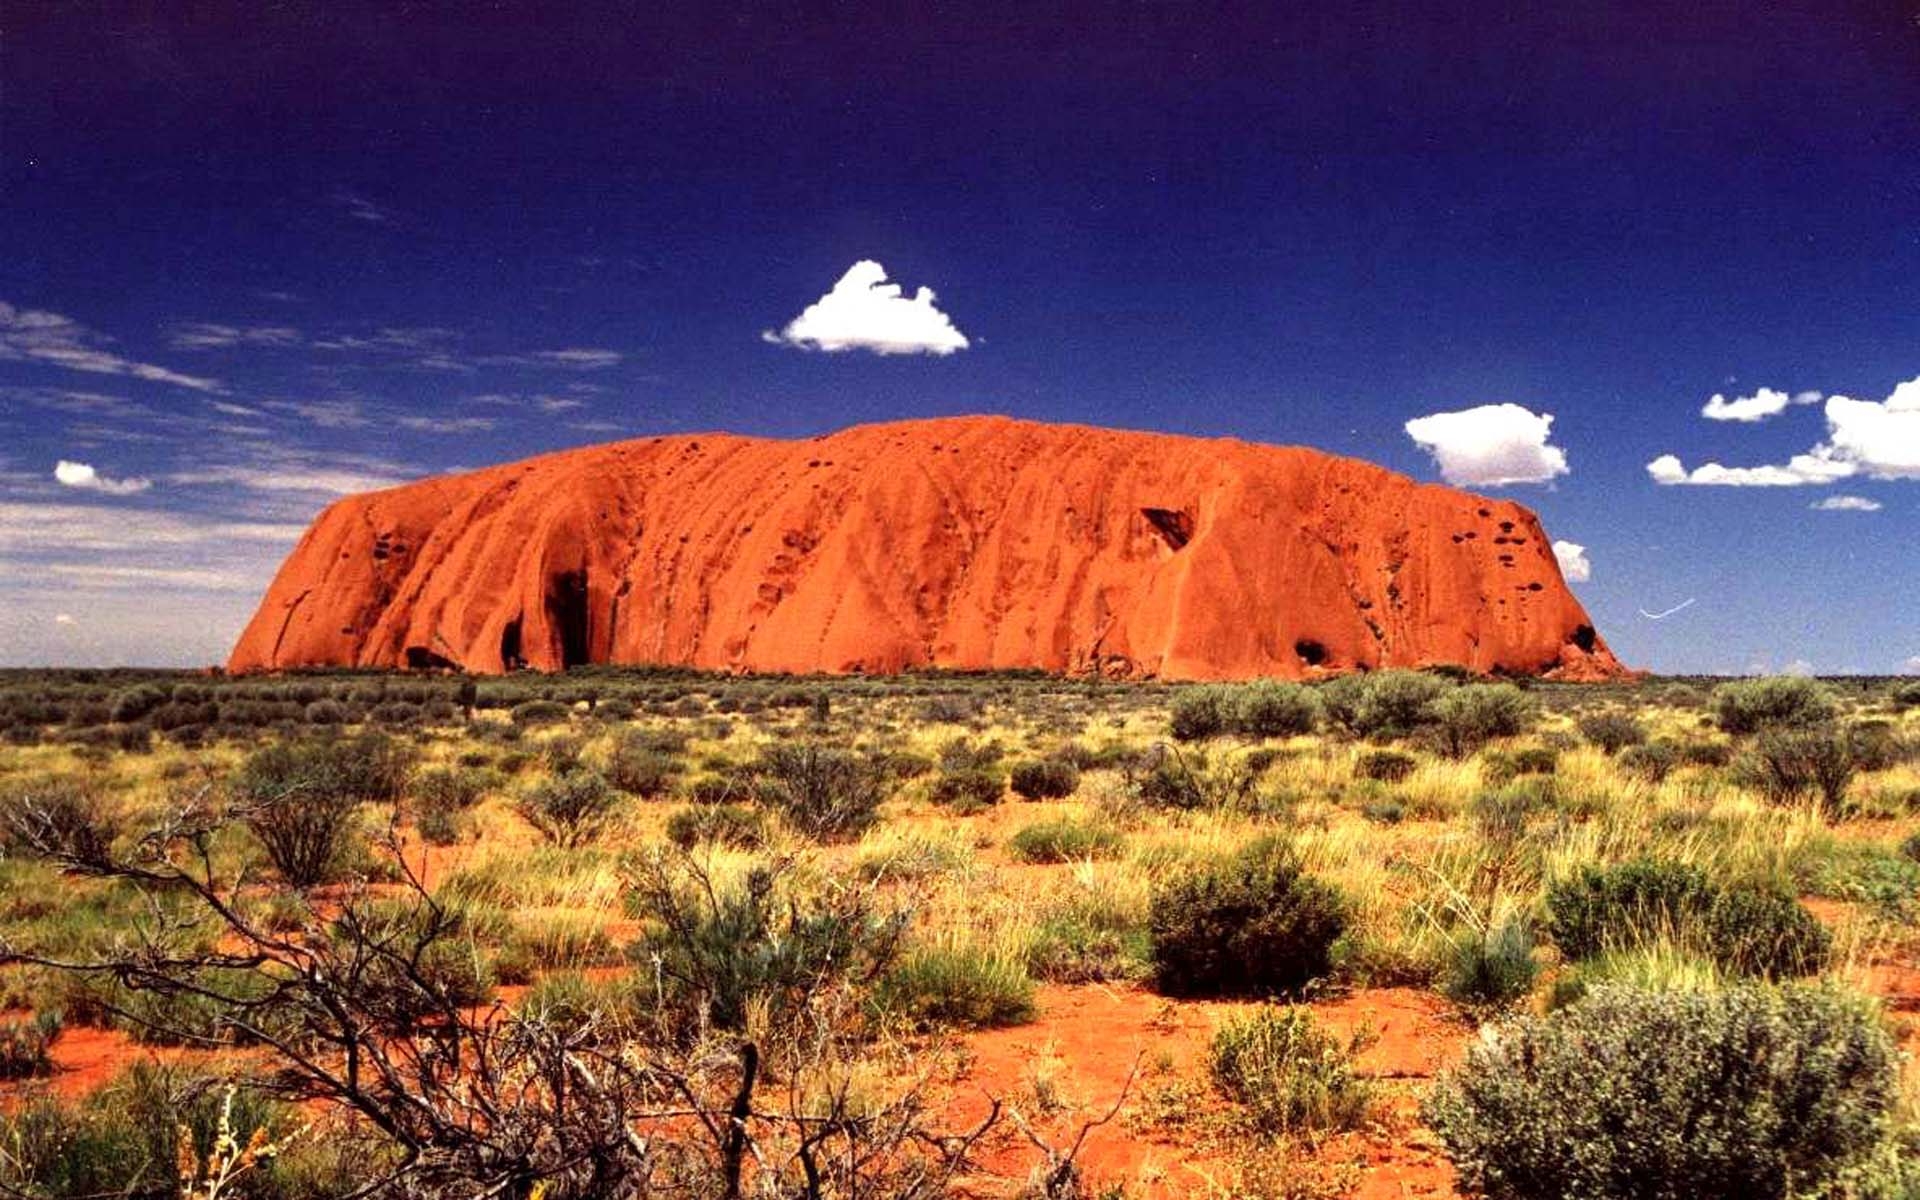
[1747,727,1856,815]
[1424,984,1900,1200]
[1712,675,1838,735]
[509,698,571,726]
[605,728,684,797]
[1169,686,1234,741]
[1149,837,1348,998]
[1427,684,1536,758]
[1576,710,1646,755]
[928,766,1005,812]
[872,945,1036,1030]
[1007,818,1123,863]
[1208,1006,1373,1139]
[518,768,621,848]
[1354,748,1418,782]
[1346,670,1451,739]
[664,803,768,850]
[1618,740,1681,783]
[1008,758,1081,800]
[1545,859,1829,978]
[753,743,885,842]
[1234,681,1322,738]
[1444,917,1540,1012]
[233,734,413,887]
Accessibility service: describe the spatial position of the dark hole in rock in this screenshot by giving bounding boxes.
[546,570,593,668]
[405,646,458,671]
[1294,638,1328,666]
[500,617,524,669]
[1140,507,1194,551]
[1571,624,1597,653]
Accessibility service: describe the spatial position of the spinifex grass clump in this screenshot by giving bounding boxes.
[1425,985,1901,1200]
[1007,817,1123,863]
[751,742,886,841]
[1149,836,1348,998]
[1208,1005,1373,1139]
[871,943,1036,1030]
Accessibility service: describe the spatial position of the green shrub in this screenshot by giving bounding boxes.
[1748,728,1856,814]
[928,766,1004,811]
[1424,985,1900,1199]
[1007,818,1123,863]
[1149,837,1348,998]
[1901,831,1920,864]
[1893,682,1920,710]
[1170,686,1233,741]
[1444,917,1539,1011]
[1618,740,1681,783]
[1234,681,1321,738]
[1545,859,1829,978]
[753,743,885,842]
[1208,1006,1373,1137]
[1008,757,1081,800]
[1577,711,1646,755]
[1355,748,1417,782]
[1712,675,1838,735]
[1428,684,1536,758]
[302,698,347,725]
[663,803,768,850]
[517,768,620,848]
[509,698,571,726]
[233,734,413,887]
[1129,746,1258,810]
[1026,894,1150,983]
[605,729,684,797]
[1349,670,1450,739]
[872,946,1036,1030]
[1482,746,1558,785]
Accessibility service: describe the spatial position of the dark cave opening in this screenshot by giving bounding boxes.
[547,570,592,668]
[500,617,524,669]
[1294,638,1328,667]
[1140,507,1194,551]
[1571,623,1597,653]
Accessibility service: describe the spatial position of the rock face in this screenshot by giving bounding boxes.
[228,415,1626,680]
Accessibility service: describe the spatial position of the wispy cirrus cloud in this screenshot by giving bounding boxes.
[169,322,303,350]
[0,300,223,393]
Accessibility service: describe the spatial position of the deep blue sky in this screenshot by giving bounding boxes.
[2,1,1916,672]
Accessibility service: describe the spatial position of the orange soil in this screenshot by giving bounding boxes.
[945,983,1464,1199]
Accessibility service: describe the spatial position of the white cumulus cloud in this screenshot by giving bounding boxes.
[1702,387,1793,422]
[1551,540,1591,582]
[1810,495,1882,512]
[54,459,152,496]
[1903,655,1920,675]
[1403,403,1569,487]
[764,260,970,356]
[1651,375,1920,488]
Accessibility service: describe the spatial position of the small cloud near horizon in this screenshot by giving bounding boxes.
[1811,495,1882,512]
[764,260,971,356]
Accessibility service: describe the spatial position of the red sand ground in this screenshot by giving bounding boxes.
[228,415,1624,682]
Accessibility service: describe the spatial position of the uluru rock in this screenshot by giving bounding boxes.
[227,415,1626,680]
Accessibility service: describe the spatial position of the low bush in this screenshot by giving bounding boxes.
[1425,984,1900,1199]
[233,734,414,887]
[871,945,1036,1030]
[1712,675,1838,735]
[509,699,571,727]
[1026,893,1150,984]
[517,769,620,848]
[928,766,1004,812]
[1149,837,1348,998]
[605,728,684,797]
[1234,681,1322,738]
[1482,746,1557,785]
[1545,859,1828,978]
[1618,740,1680,783]
[1008,757,1081,800]
[753,743,885,842]
[1330,670,1451,740]
[1354,747,1418,782]
[1576,711,1646,755]
[1208,1006,1373,1138]
[664,803,768,850]
[1007,818,1123,863]
[1169,686,1233,741]
[1747,727,1855,814]
[1427,684,1536,758]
